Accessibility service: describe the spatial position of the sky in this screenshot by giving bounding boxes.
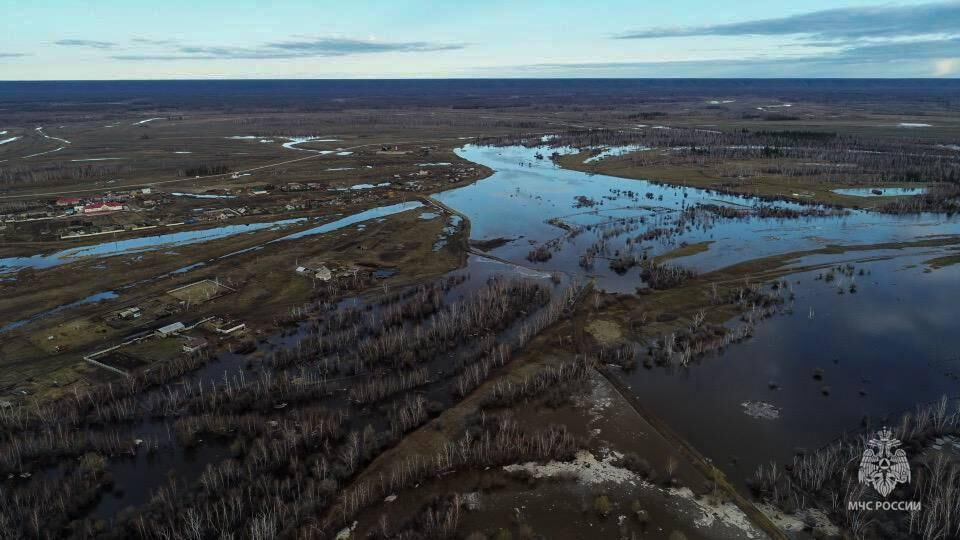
[1,0,959,79]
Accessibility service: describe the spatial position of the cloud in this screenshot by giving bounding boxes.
[615,1,960,41]
[934,58,960,76]
[586,4,960,78]
[268,37,464,55]
[130,38,180,46]
[55,39,115,49]
[112,37,465,61]
[508,37,960,77]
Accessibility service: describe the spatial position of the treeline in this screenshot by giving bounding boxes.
[484,127,960,189]
[0,163,131,187]
[180,164,231,177]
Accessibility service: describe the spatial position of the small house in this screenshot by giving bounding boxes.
[118,307,141,320]
[82,202,126,214]
[56,197,82,207]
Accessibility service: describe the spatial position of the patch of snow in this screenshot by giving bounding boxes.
[326,167,354,171]
[349,182,391,190]
[335,521,357,540]
[503,450,643,486]
[335,151,353,156]
[173,151,192,154]
[35,127,71,144]
[0,137,19,145]
[71,158,125,162]
[584,145,650,163]
[898,123,932,128]
[759,504,839,537]
[280,136,340,152]
[133,118,163,125]
[171,192,236,200]
[504,450,763,537]
[23,147,65,158]
[674,487,762,538]
[417,162,452,166]
[741,401,780,420]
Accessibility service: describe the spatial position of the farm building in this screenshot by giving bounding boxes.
[156,322,185,337]
[181,336,209,353]
[295,263,333,281]
[118,307,141,320]
[209,318,245,335]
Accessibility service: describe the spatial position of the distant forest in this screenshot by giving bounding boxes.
[1,79,959,111]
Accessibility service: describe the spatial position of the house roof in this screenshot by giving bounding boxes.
[84,202,124,210]
[157,322,185,334]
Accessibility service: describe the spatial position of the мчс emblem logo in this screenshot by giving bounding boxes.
[858,427,911,497]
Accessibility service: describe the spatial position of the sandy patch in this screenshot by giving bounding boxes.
[759,503,839,536]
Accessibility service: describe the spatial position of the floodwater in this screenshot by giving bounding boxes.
[0,203,424,275]
[832,186,927,197]
[437,144,960,292]
[623,252,960,485]
[0,219,306,274]
[0,290,118,333]
[436,143,960,481]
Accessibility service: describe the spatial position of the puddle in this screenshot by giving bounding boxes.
[833,187,927,197]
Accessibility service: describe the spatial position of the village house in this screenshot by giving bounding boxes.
[181,336,209,354]
[55,197,82,207]
[82,201,126,214]
[296,263,333,281]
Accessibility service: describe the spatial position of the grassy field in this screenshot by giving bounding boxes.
[557,151,935,208]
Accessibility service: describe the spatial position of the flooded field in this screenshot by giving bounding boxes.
[438,143,960,483]
[440,144,960,282]
[833,187,928,197]
[0,202,424,276]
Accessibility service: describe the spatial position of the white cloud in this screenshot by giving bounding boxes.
[933,57,960,76]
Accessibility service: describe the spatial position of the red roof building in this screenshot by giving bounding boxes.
[55,197,82,206]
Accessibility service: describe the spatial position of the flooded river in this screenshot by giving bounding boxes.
[441,143,960,484]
